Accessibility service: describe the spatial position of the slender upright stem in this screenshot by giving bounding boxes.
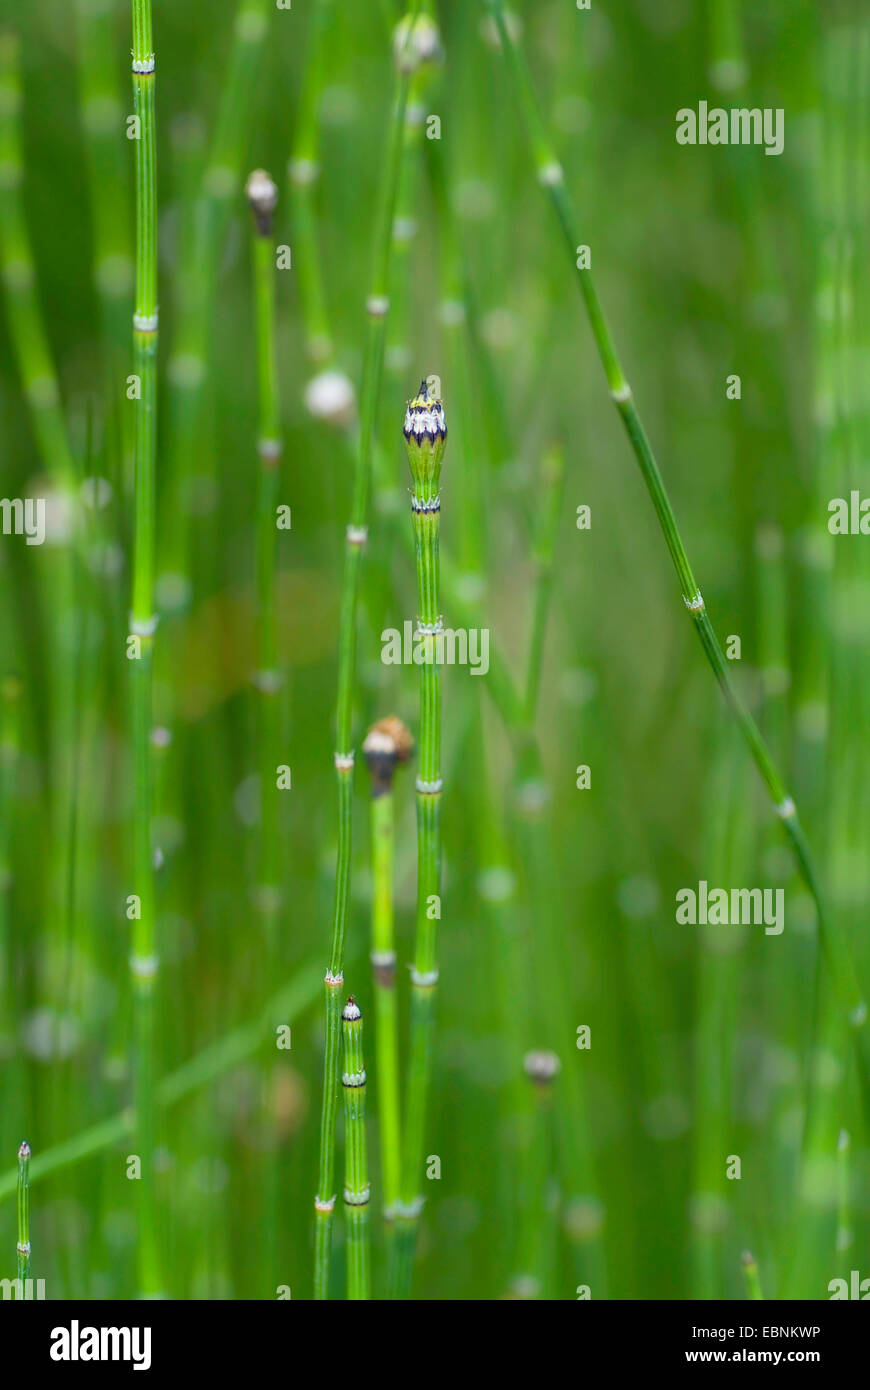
[341,998,370,1300]
[16,1140,30,1293]
[371,791,400,1208]
[246,171,283,935]
[313,3,421,1301]
[129,0,161,1298]
[363,717,413,1245]
[246,168,282,1294]
[483,0,870,1082]
[390,380,445,1298]
[513,1054,559,1299]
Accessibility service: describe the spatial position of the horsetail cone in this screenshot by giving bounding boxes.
[404,379,446,493]
[363,715,414,797]
[245,168,278,238]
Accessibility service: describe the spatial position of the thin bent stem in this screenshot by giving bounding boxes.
[129,0,161,1299]
[483,0,870,1086]
[0,957,325,1206]
[313,3,421,1300]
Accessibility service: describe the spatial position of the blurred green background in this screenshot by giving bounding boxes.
[0,0,867,1300]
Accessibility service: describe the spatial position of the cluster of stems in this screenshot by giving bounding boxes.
[341,998,370,1299]
[129,0,161,1298]
[313,2,422,1301]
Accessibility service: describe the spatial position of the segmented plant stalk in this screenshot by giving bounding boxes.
[342,998,370,1299]
[246,171,283,935]
[129,0,161,1299]
[246,168,282,1295]
[513,1052,559,1299]
[313,3,421,1301]
[390,380,445,1298]
[483,0,870,1080]
[363,718,413,1235]
[16,1140,30,1293]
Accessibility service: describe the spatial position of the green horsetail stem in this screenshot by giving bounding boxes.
[16,1140,30,1292]
[342,998,370,1300]
[390,379,445,1299]
[313,1,422,1302]
[246,167,283,1294]
[245,170,283,938]
[512,1052,560,1300]
[129,0,162,1299]
[363,717,414,1237]
[483,0,870,1089]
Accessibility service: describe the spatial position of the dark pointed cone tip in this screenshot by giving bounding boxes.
[403,379,446,443]
[18,1141,30,1160]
